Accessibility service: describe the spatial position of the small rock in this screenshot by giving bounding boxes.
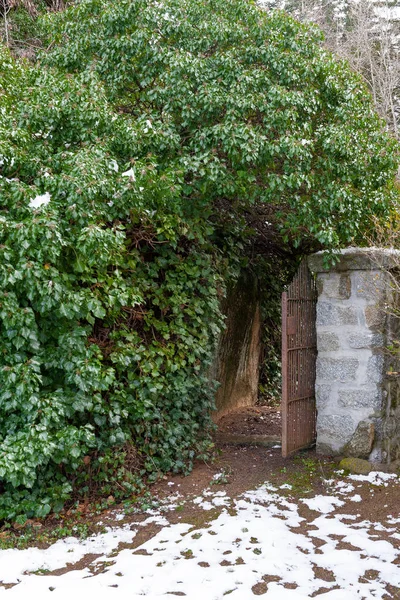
[339,457,372,475]
[371,460,400,474]
[344,420,375,459]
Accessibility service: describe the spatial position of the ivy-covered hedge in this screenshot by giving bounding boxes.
[0,0,398,519]
[0,47,225,519]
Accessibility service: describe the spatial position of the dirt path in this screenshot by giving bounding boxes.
[216,406,282,437]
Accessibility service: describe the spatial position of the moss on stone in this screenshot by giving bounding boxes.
[339,457,372,475]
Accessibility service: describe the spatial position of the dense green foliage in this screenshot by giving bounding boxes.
[43,0,399,249]
[0,46,223,519]
[0,0,398,519]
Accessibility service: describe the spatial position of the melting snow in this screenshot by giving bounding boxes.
[0,473,398,598]
[302,495,345,514]
[348,471,397,486]
[349,494,362,503]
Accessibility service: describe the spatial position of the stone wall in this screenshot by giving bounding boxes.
[308,248,400,463]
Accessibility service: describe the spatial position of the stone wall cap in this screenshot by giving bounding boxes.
[308,247,400,273]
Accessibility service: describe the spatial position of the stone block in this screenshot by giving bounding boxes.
[371,415,384,443]
[316,441,338,455]
[338,388,381,411]
[317,332,340,352]
[317,302,358,327]
[364,305,386,331]
[385,379,400,410]
[344,420,375,459]
[367,354,384,384]
[317,357,358,382]
[317,414,355,453]
[308,247,400,273]
[372,458,400,473]
[316,384,333,409]
[317,274,351,299]
[347,332,384,349]
[339,457,372,474]
[383,416,398,439]
[317,414,355,438]
[353,271,386,302]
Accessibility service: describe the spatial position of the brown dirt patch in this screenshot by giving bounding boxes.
[216,406,281,437]
[311,586,340,597]
[252,575,282,595]
[36,553,102,577]
[384,584,400,600]
[251,581,268,595]
[312,565,335,582]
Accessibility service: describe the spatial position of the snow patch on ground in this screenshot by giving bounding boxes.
[302,495,345,514]
[348,471,397,486]
[0,476,399,598]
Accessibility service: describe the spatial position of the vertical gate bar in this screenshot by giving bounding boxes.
[282,291,289,458]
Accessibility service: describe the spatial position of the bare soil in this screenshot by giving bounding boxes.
[150,444,399,528]
[215,406,282,437]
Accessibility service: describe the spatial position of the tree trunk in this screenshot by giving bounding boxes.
[212,271,261,420]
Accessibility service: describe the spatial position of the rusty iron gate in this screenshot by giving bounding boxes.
[281,261,317,457]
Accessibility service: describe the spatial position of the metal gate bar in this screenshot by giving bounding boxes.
[282,261,317,457]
